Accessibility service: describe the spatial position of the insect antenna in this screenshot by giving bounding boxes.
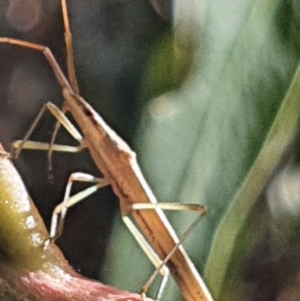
[48,0,80,173]
[60,0,79,94]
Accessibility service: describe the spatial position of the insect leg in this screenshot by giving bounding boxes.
[122,216,169,301]
[48,172,109,244]
[122,203,206,300]
[12,102,83,158]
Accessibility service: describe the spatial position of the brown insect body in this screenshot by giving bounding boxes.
[62,88,207,301]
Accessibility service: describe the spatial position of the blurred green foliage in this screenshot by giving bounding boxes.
[103,0,300,300]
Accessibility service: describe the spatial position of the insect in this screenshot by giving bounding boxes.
[0,1,213,300]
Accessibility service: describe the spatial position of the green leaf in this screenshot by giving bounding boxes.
[204,63,300,301]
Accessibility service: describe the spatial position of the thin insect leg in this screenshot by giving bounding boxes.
[60,0,79,94]
[130,203,206,215]
[123,203,206,300]
[0,38,71,91]
[11,104,48,158]
[13,141,81,153]
[47,105,69,173]
[141,213,204,298]
[48,119,62,174]
[123,216,169,301]
[49,172,109,243]
[12,102,83,157]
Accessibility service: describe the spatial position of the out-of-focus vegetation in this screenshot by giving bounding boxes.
[104,0,300,300]
[1,0,300,300]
